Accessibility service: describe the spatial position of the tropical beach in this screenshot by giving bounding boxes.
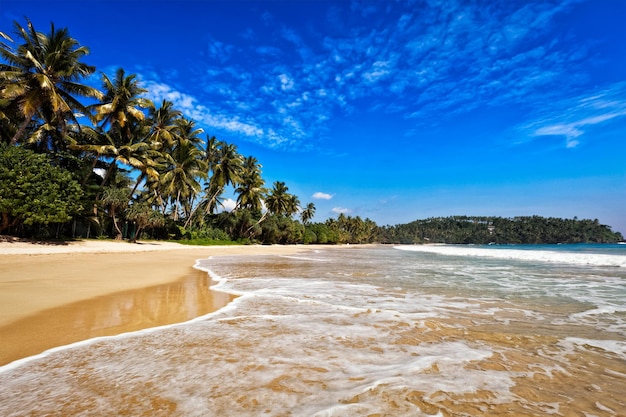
[1,242,625,416]
[2,0,626,415]
[0,239,306,365]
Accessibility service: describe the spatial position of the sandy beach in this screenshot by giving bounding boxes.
[0,239,306,365]
[1,242,625,416]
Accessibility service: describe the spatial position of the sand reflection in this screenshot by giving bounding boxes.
[0,268,234,365]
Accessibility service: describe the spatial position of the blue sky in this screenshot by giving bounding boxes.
[3,0,625,232]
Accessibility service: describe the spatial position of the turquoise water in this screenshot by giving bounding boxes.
[1,244,625,416]
[479,242,626,254]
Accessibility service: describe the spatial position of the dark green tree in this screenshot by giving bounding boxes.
[300,202,316,225]
[125,202,165,242]
[0,145,83,235]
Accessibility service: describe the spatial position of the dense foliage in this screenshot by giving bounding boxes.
[0,19,621,245]
[0,145,83,236]
[0,18,309,241]
[377,216,624,244]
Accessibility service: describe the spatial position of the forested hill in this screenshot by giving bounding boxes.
[377,216,624,244]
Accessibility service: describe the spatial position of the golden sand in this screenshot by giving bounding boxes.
[0,239,307,365]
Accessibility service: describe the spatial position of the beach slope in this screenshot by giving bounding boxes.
[0,239,305,365]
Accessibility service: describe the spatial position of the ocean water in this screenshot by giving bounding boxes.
[1,244,625,416]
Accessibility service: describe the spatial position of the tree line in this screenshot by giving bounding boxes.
[378,215,623,244]
[0,18,381,244]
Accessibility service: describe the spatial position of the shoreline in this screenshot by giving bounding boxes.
[0,239,313,365]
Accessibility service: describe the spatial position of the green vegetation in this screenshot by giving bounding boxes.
[0,145,83,236]
[0,18,313,243]
[0,19,622,245]
[378,216,623,244]
[174,238,242,246]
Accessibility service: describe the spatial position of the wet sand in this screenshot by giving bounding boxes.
[0,239,307,365]
[1,243,625,416]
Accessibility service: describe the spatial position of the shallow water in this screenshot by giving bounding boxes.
[1,245,625,416]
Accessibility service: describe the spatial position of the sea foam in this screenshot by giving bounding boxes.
[395,245,626,267]
[2,247,625,416]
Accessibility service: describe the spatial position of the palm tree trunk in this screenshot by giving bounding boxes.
[183,198,197,229]
[101,162,116,186]
[151,190,166,215]
[184,186,219,229]
[129,173,145,200]
[183,203,199,229]
[111,209,123,240]
[10,117,33,145]
[173,190,181,221]
[131,225,143,243]
[1,212,10,234]
[245,210,268,236]
[81,156,100,186]
[204,187,224,215]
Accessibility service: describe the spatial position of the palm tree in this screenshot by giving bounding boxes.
[126,201,165,243]
[73,120,156,188]
[265,181,299,217]
[72,69,154,187]
[127,110,196,202]
[146,99,182,150]
[0,18,102,149]
[211,141,243,190]
[92,68,151,141]
[174,117,204,146]
[300,202,316,224]
[101,186,129,239]
[159,137,207,221]
[201,140,243,215]
[235,156,266,211]
[167,117,205,213]
[286,193,301,218]
[204,135,218,172]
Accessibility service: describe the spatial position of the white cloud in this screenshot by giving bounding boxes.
[332,207,351,214]
[204,114,264,138]
[278,74,294,91]
[93,168,106,179]
[138,78,273,144]
[534,124,583,139]
[220,198,237,212]
[142,80,198,112]
[527,82,626,148]
[313,192,333,200]
[362,60,392,83]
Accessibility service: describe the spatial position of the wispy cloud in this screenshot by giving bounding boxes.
[332,207,351,215]
[520,82,626,148]
[313,192,333,200]
[140,1,589,150]
[141,79,273,144]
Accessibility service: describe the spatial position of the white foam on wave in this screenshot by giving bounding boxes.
[571,305,626,318]
[395,245,626,267]
[2,248,625,416]
[559,337,626,360]
[278,254,332,262]
[0,282,515,416]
